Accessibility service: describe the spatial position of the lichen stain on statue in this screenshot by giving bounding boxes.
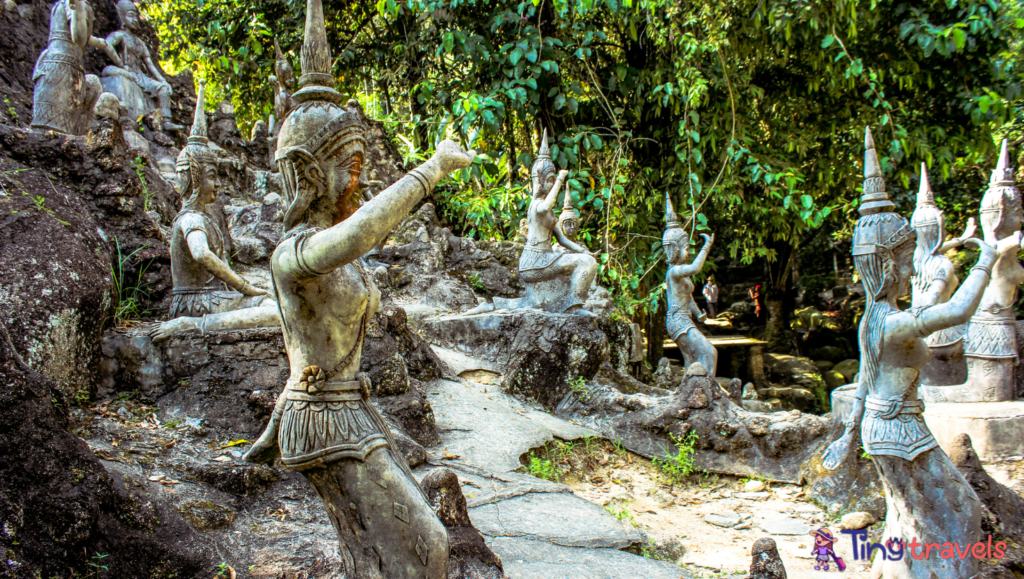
[149,80,280,342]
[240,0,475,574]
[663,193,718,378]
[31,0,113,135]
[465,130,598,316]
[910,163,975,389]
[819,127,1021,579]
[98,0,181,130]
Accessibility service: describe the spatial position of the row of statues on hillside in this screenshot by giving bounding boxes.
[32,0,179,135]
[821,128,1023,579]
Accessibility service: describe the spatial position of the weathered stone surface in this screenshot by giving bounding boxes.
[831,359,858,383]
[802,405,886,520]
[565,370,830,483]
[486,536,689,579]
[757,517,810,535]
[744,480,766,492]
[839,511,876,530]
[704,512,741,528]
[762,353,828,413]
[0,324,214,577]
[744,537,787,579]
[949,433,1024,538]
[421,468,505,579]
[422,311,615,409]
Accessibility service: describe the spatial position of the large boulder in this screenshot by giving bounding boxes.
[0,324,214,577]
[762,353,829,413]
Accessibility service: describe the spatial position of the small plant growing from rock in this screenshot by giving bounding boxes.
[652,430,699,485]
[131,157,152,211]
[569,376,589,400]
[526,456,560,481]
[110,238,152,326]
[214,562,236,578]
[87,553,109,578]
[604,500,636,527]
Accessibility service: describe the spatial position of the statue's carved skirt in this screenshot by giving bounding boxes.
[924,323,965,349]
[861,395,938,461]
[964,315,1017,361]
[666,309,697,342]
[169,287,269,317]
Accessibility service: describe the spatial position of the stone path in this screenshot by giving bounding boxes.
[424,375,690,579]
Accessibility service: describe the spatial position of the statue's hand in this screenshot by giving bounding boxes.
[997,231,1022,256]
[241,283,272,297]
[149,318,198,342]
[959,218,977,243]
[821,425,857,471]
[701,233,714,247]
[431,140,476,174]
[697,311,708,323]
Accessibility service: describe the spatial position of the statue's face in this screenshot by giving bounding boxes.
[561,217,579,239]
[894,241,916,297]
[276,61,295,87]
[321,144,365,224]
[664,239,689,264]
[197,162,221,205]
[121,6,140,31]
[532,170,556,198]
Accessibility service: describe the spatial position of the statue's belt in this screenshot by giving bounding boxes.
[284,371,371,402]
[865,395,923,420]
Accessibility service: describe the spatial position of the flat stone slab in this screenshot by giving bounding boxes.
[703,513,741,528]
[471,491,640,549]
[758,517,811,535]
[430,344,502,375]
[427,378,594,473]
[733,491,770,500]
[487,536,691,579]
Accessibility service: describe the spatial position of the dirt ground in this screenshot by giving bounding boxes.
[523,440,876,579]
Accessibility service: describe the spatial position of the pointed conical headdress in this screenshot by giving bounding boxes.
[538,129,550,160]
[530,129,556,180]
[990,139,1014,187]
[562,187,574,211]
[291,0,339,104]
[187,79,208,146]
[274,38,285,61]
[665,192,681,229]
[858,127,896,217]
[911,162,941,229]
[981,139,1020,226]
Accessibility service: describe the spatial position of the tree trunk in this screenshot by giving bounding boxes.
[764,242,796,353]
[645,301,666,365]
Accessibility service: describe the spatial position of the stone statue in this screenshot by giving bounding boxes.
[150,81,279,342]
[663,193,717,377]
[557,187,580,243]
[271,39,296,135]
[466,131,598,315]
[960,139,1024,402]
[242,0,475,575]
[821,128,1019,579]
[100,0,182,131]
[31,0,122,134]
[911,163,976,385]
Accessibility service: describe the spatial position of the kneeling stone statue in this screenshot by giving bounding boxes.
[244,0,475,576]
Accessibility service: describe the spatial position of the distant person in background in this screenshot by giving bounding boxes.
[749,284,762,319]
[703,277,719,318]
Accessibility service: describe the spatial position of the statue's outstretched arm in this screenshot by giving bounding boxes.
[300,140,474,275]
[938,217,976,254]
[186,230,268,296]
[142,45,166,83]
[903,235,1016,338]
[88,36,123,67]
[538,170,568,212]
[553,224,590,254]
[68,0,90,47]
[669,233,714,278]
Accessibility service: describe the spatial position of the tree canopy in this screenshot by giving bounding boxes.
[146,0,1024,349]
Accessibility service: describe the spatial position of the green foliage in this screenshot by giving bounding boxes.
[131,157,152,212]
[525,455,561,481]
[569,376,589,401]
[652,430,699,484]
[146,0,1024,324]
[111,239,153,326]
[604,500,636,526]
[87,553,109,578]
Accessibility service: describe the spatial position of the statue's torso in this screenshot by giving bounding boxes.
[975,250,1022,318]
[120,32,150,75]
[520,200,560,272]
[170,209,226,289]
[665,267,697,339]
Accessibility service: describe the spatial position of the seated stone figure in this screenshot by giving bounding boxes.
[150,81,278,342]
[467,131,598,315]
[100,0,181,131]
[663,193,717,377]
[32,0,123,135]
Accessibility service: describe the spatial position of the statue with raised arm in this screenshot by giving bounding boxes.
[821,128,1019,579]
[466,131,598,315]
[100,0,181,131]
[271,39,296,136]
[149,81,279,342]
[959,139,1024,402]
[242,0,474,575]
[557,186,580,245]
[31,0,122,134]
[663,193,717,377]
[911,163,976,386]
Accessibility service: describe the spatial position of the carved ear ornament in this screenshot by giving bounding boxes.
[299,365,327,394]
